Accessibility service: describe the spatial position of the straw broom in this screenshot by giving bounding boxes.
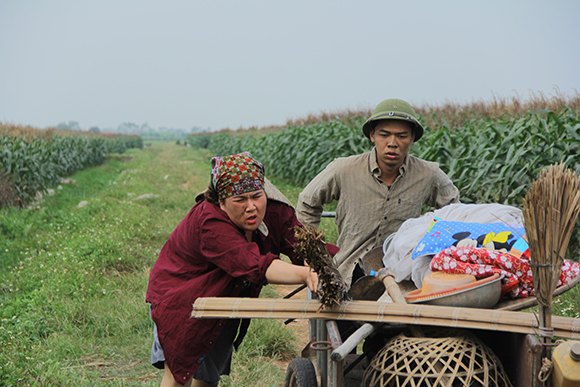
[293,225,348,310]
[522,163,580,356]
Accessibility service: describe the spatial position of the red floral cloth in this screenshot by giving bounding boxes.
[431,246,580,299]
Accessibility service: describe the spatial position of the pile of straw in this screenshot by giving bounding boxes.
[522,163,580,342]
[293,226,348,309]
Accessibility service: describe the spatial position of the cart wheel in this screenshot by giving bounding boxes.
[284,357,318,387]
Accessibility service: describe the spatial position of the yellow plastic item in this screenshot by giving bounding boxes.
[552,341,580,387]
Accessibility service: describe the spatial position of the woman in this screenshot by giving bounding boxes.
[146,152,337,387]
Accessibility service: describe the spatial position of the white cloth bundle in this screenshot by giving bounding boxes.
[383,203,524,288]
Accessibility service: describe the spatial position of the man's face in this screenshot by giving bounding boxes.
[220,189,267,239]
[370,120,415,171]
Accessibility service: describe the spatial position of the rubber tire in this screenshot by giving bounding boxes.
[284,357,318,387]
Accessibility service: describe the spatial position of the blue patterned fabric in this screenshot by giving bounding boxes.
[411,219,525,260]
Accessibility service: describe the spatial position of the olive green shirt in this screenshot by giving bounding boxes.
[296,148,459,286]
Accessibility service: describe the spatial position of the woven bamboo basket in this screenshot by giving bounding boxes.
[362,329,512,387]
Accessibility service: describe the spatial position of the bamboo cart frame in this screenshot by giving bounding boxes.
[191,275,580,387]
[302,277,580,387]
[191,216,580,387]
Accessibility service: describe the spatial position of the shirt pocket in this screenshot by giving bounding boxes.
[390,192,425,222]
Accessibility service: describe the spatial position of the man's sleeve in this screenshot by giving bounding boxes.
[296,160,342,230]
[276,203,340,265]
[432,168,460,209]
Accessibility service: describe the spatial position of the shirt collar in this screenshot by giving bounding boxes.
[370,146,381,178]
[370,147,409,178]
[400,154,409,176]
[258,221,269,237]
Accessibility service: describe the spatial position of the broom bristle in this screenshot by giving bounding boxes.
[522,163,580,323]
[293,226,348,310]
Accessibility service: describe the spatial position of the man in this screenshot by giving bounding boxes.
[296,98,460,288]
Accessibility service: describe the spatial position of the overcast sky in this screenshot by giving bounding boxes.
[1,1,579,131]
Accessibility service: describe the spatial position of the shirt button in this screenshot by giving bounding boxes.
[384,216,387,220]
[387,198,390,201]
[209,341,213,345]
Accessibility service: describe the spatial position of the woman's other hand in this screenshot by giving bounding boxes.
[265,260,319,295]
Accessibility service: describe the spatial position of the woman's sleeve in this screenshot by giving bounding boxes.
[199,216,276,286]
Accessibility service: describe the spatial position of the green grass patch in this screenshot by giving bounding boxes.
[2,143,578,386]
[0,144,301,386]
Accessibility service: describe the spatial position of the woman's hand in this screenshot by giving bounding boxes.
[265,260,319,294]
[303,266,319,295]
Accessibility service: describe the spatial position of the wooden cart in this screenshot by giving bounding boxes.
[283,246,580,387]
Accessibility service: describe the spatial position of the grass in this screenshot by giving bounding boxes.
[1,141,578,386]
[0,143,307,386]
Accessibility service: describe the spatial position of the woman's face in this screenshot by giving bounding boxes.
[220,189,267,240]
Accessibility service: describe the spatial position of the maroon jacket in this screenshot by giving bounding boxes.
[146,199,338,383]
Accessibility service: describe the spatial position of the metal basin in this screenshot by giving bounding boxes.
[406,274,504,309]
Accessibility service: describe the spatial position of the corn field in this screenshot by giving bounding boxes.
[0,128,142,207]
[413,108,580,204]
[204,118,370,187]
[187,107,580,260]
[190,109,580,206]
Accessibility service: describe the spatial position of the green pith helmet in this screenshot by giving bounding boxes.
[362,98,424,141]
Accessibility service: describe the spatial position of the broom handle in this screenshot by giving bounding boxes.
[380,269,423,337]
[330,269,421,361]
[379,268,407,304]
[283,284,308,324]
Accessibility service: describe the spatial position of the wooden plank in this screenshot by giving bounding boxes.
[191,297,580,340]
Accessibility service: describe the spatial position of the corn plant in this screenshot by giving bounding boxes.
[207,119,371,186]
[0,133,143,206]
[205,110,580,206]
[414,108,580,205]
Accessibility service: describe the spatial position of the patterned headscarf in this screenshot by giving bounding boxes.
[211,152,265,200]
